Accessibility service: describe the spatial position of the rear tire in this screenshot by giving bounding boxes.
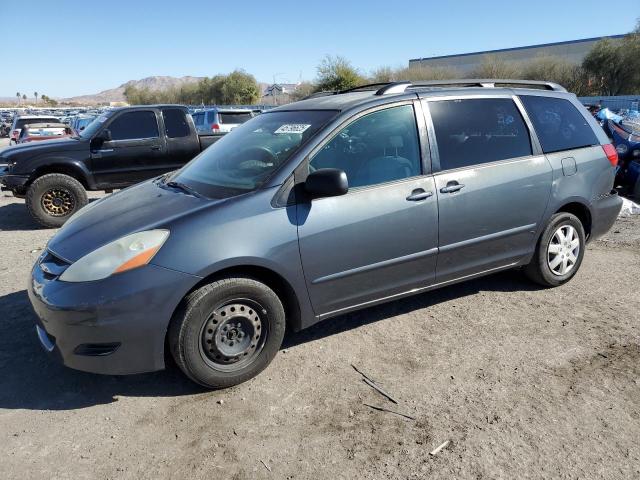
[169,277,286,389]
[524,212,586,287]
[26,173,88,228]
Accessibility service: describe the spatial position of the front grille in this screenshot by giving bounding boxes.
[39,250,70,278]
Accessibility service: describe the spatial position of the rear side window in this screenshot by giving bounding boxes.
[519,96,598,153]
[108,111,159,140]
[192,113,204,125]
[219,112,253,124]
[162,109,190,138]
[429,98,532,170]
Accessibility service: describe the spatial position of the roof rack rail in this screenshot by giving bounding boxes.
[408,79,566,92]
[338,82,398,94]
[371,79,567,95]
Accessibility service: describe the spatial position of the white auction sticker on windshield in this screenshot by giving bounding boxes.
[274,124,311,134]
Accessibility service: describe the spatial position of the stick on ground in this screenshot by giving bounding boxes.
[363,403,415,421]
[362,377,399,404]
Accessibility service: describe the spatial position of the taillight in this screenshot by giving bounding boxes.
[602,144,618,167]
[211,123,220,132]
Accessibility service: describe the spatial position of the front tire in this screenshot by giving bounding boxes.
[524,212,586,287]
[169,277,286,389]
[26,173,88,228]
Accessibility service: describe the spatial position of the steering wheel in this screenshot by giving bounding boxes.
[237,146,276,169]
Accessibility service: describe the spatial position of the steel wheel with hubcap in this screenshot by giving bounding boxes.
[524,212,586,287]
[547,224,580,276]
[169,277,286,389]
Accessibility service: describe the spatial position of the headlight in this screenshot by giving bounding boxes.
[59,229,169,282]
[616,144,628,155]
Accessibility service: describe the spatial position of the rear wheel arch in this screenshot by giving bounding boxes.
[554,201,592,239]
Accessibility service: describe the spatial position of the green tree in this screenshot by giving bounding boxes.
[315,55,365,92]
[22,94,27,102]
[34,91,38,104]
[583,25,640,96]
[16,92,20,105]
[220,70,260,104]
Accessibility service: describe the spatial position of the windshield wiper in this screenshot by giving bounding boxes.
[165,180,204,198]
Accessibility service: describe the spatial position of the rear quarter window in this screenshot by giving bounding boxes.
[519,96,599,153]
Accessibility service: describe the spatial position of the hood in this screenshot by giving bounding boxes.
[47,179,226,263]
[1,137,85,161]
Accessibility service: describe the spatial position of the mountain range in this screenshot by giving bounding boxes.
[61,76,206,104]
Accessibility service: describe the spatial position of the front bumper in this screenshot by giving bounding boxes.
[590,190,623,240]
[28,253,200,375]
[0,167,29,190]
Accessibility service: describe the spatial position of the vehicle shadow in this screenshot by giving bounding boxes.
[0,290,203,411]
[0,201,45,231]
[0,270,541,411]
[0,196,102,231]
[282,269,542,348]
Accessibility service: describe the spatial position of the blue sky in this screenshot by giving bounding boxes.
[1,0,637,98]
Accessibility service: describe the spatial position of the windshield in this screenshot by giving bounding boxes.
[171,110,337,198]
[79,114,110,138]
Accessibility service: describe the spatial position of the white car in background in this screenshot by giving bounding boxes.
[191,108,254,135]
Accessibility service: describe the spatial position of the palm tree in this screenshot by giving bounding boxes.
[22,94,26,102]
[16,92,20,105]
[34,91,38,104]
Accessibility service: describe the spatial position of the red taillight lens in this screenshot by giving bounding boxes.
[211,123,220,132]
[602,144,618,167]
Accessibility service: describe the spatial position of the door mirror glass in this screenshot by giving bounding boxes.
[101,129,112,142]
[305,168,348,198]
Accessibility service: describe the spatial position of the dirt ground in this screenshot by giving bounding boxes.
[0,186,639,480]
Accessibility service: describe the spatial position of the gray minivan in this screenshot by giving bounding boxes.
[29,80,622,389]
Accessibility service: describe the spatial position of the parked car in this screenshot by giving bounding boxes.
[9,115,61,145]
[608,119,640,197]
[27,80,622,389]
[191,107,254,134]
[17,122,73,143]
[70,114,97,135]
[0,105,219,226]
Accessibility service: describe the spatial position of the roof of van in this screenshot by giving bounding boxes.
[270,79,571,112]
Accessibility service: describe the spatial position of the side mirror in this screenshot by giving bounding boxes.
[304,168,348,199]
[101,129,112,142]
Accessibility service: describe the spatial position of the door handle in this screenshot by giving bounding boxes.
[150,145,160,150]
[440,182,465,193]
[406,189,433,201]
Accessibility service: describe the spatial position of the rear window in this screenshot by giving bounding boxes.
[16,117,59,129]
[429,98,532,170]
[162,108,190,138]
[219,112,253,124]
[519,96,599,153]
[206,111,217,124]
[192,113,204,125]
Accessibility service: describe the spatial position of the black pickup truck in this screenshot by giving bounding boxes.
[0,105,219,227]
